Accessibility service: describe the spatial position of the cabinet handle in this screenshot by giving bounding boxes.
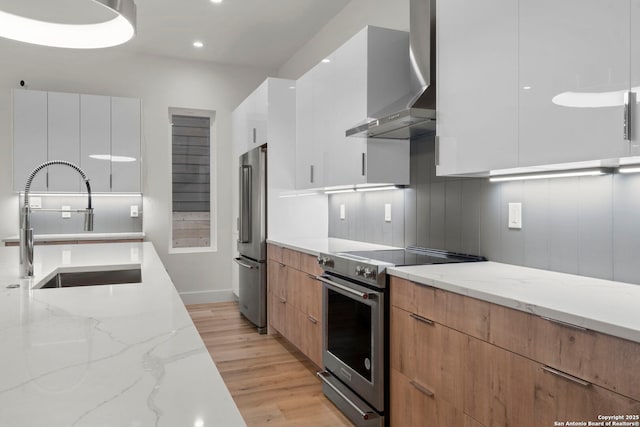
[361,152,366,176]
[279,262,285,268]
[624,92,635,141]
[310,165,314,183]
[540,316,587,332]
[110,173,113,190]
[307,273,316,280]
[307,315,318,324]
[409,379,435,397]
[542,366,591,387]
[410,313,434,326]
[279,297,286,304]
[435,136,440,166]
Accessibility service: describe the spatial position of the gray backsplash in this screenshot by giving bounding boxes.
[18,194,143,234]
[328,135,640,285]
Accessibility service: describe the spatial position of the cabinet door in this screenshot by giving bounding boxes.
[519,0,630,166]
[111,97,141,192]
[80,94,111,192]
[436,0,518,175]
[267,260,288,335]
[47,92,80,191]
[295,69,323,189]
[13,89,47,192]
[632,0,640,155]
[246,81,268,149]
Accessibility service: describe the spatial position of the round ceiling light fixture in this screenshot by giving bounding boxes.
[0,0,136,49]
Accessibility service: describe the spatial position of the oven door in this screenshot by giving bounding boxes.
[319,273,385,412]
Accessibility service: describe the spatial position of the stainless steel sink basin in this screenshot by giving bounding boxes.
[39,268,142,289]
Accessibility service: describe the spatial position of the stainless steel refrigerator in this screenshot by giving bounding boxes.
[234,145,267,334]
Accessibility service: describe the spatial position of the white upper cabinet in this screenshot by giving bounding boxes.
[437,0,638,175]
[632,0,640,155]
[80,94,111,192]
[295,26,411,189]
[436,0,518,176]
[518,0,631,167]
[111,97,141,193]
[13,89,47,192]
[48,92,81,191]
[13,89,141,193]
[232,79,269,157]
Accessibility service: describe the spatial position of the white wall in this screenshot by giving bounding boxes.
[277,0,409,79]
[0,40,271,302]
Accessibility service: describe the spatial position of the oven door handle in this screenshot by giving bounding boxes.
[316,275,374,300]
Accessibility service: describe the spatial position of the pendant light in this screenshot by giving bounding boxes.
[0,0,136,49]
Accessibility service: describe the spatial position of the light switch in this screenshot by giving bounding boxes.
[130,205,139,218]
[508,202,522,229]
[384,203,392,222]
[61,205,71,219]
[339,204,346,220]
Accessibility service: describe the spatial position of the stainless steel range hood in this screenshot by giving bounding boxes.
[346,0,435,140]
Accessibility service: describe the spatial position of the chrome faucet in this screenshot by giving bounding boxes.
[20,160,94,278]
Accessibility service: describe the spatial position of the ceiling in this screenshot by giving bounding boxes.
[0,0,352,70]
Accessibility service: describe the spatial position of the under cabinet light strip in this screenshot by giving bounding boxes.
[489,168,611,183]
[324,189,356,194]
[618,166,640,174]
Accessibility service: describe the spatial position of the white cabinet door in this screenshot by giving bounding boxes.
[296,69,324,189]
[436,0,518,175]
[47,92,80,191]
[518,0,630,167]
[13,89,47,192]
[247,81,268,149]
[80,94,111,192]
[631,0,640,155]
[111,97,141,192]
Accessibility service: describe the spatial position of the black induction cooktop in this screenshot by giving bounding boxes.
[341,246,486,267]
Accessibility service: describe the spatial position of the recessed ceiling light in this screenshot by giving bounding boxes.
[322,58,331,63]
[0,0,137,49]
[193,41,204,48]
[211,0,223,3]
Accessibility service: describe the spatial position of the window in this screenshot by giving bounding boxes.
[169,108,216,252]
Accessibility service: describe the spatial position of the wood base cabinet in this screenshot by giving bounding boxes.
[389,276,640,427]
[267,244,323,367]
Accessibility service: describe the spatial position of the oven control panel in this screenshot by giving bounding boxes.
[317,255,334,268]
[355,265,376,280]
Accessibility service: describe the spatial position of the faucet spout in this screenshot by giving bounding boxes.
[20,160,93,278]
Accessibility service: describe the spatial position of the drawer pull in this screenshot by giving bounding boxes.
[307,274,317,280]
[542,366,591,387]
[279,297,287,304]
[540,316,588,332]
[409,379,435,397]
[307,315,318,324]
[410,313,434,325]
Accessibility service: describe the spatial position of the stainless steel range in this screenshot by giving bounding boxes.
[316,247,486,427]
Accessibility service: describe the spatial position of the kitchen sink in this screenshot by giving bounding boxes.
[38,268,142,289]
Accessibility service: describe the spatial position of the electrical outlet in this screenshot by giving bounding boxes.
[339,204,345,220]
[29,197,42,209]
[508,202,522,229]
[130,205,139,218]
[384,203,392,222]
[61,205,71,219]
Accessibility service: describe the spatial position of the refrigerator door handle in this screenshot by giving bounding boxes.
[239,165,252,243]
[234,257,257,269]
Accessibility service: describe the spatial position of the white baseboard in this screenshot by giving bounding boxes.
[179,289,238,305]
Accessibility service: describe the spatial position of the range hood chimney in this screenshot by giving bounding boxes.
[346,0,436,140]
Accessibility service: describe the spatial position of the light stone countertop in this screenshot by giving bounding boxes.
[3,232,145,243]
[388,261,640,343]
[0,242,246,427]
[266,237,402,256]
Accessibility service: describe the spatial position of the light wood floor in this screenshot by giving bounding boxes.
[187,301,354,427]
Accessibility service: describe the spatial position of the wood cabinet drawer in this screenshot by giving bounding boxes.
[391,277,489,341]
[490,303,640,401]
[300,252,323,276]
[282,248,301,269]
[267,243,283,262]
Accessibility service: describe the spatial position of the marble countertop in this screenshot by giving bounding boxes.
[388,261,640,344]
[3,232,145,243]
[0,242,245,427]
[266,237,401,256]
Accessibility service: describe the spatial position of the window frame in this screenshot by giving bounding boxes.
[168,107,217,254]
